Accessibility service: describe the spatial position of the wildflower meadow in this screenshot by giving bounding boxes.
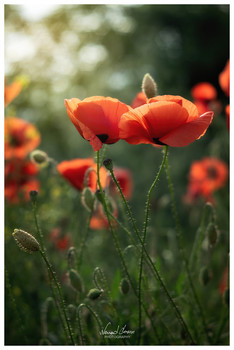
[4,4,229,346]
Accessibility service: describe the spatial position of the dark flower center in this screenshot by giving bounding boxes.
[96,134,108,143]
[153,137,166,146]
[207,166,218,179]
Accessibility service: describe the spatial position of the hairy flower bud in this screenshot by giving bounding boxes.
[103,158,113,172]
[142,73,157,99]
[12,229,40,254]
[206,222,219,247]
[81,187,95,212]
[30,149,48,165]
[120,278,130,295]
[69,269,83,293]
[30,190,38,204]
[87,288,103,300]
[199,266,212,286]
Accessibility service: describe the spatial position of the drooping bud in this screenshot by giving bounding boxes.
[206,222,219,247]
[12,229,40,254]
[103,158,113,172]
[30,149,48,166]
[81,187,95,212]
[199,266,212,286]
[120,278,130,295]
[30,190,38,205]
[87,288,103,300]
[69,269,83,293]
[142,73,157,99]
[95,189,105,204]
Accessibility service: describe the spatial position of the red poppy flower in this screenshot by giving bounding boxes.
[64,96,131,151]
[119,95,213,147]
[57,158,108,192]
[191,82,218,115]
[5,158,40,204]
[5,78,23,107]
[5,117,41,160]
[109,167,133,200]
[219,60,230,97]
[131,92,147,108]
[185,157,228,203]
[49,227,71,251]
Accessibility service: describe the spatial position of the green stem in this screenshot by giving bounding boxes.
[109,148,194,344]
[32,201,45,253]
[39,250,75,345]
[138,145,168,344]
[165,154,210,344]
[77,209,93,267]
[96,150,160,344]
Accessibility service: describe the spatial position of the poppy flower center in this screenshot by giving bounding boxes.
[96,134,108,143]
[153,137,166,146]
[9,134,24,147]
[207,166,218,179]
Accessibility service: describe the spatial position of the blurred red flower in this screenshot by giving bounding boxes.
[191,82,219,115]
[5,117,41,160]
[219,267,228,295]
[90,200,118,230]
[184,157,228,203]
[5,158,40,204]
[57,158,108,192]
[131,91,147,108]
[119,95,213,147]
[49,227,71,251]
[219,60,230,97]
[109,167,133,200]
[64,96,131,151]
[5,79,23,107]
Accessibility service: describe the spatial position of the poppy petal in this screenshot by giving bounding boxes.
[159,111,213,147]
[119,109,151,144]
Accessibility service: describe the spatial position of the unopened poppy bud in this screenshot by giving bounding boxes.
[103,158,113,172]
[206,222,218,247]
[142,73,157,99]
[120,278,130,295]
[30,190,38,204]
[87,288,103,300]
[199,266,212,286]
[30,149,48,165]
[69,269,83,293]
[81,187,95,212]
[95,190,105,204]
[12,229,40,254]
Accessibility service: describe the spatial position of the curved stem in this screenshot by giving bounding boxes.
[138,145,168,344]
[77,209,93,267]
[165,154,210,344]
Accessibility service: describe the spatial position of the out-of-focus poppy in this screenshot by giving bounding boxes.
[89,199,118,230]
[49,227,71,251]
[109,167,133,200]
[57,158,108,192]
[225,105,230,130]
[119,95,213,147]
[184,157,228,203]
[5,158,40,204]
[5,78,23,107]
[5,117,41,160]
[64,96,131,151]
[219,267,228,295]
[219,60,230,97]
[191,82,218,115]
[131,92,147,109]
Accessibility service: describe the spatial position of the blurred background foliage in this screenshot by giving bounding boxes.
[5,4,229,345]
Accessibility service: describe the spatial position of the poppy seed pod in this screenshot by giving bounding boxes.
[12,229,40,254]
[95,189,105,204]
[142,73,158,99]
[87,288,103,300]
